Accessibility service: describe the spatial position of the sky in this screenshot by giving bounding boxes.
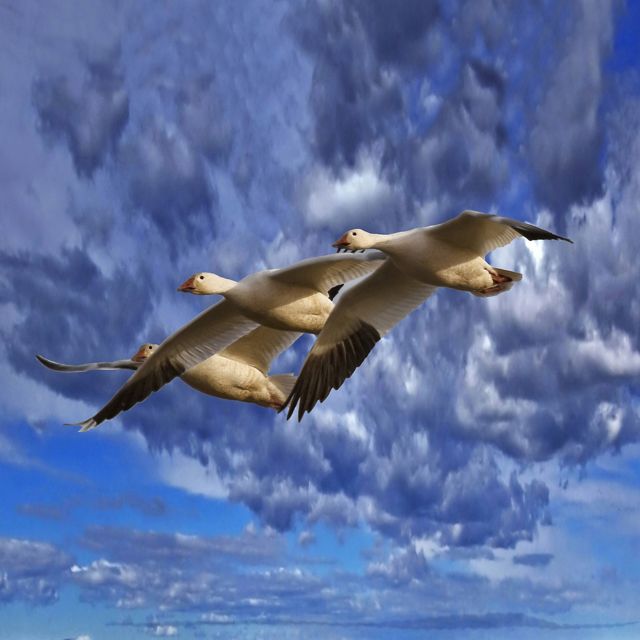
[1,0,640,638]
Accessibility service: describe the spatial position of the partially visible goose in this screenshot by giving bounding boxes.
[40,328,300,431]
[282,210,573,420]
[36,353,140,372]
[70,251,386,430]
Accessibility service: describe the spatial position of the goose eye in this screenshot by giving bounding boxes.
[352,231,357,236]
[199,275,204,280]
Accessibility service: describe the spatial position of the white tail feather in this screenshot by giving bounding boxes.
[493,267,523,282]
[472,267,523,298]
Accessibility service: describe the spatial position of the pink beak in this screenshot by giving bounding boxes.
[331,232,350,249]
[177,276,196,292]
[131,346,148,362]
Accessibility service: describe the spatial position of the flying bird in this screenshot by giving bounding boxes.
[69,251,386,430]
[38,328,300,431]
[281,210,573,420]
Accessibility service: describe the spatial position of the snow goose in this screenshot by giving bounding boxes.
[282,210,572,420]
[70,251,386,430]
[40,330,300,431]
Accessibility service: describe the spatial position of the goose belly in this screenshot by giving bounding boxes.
[389,239,493,291]
[228,280,332,334]
[181,355,268,403]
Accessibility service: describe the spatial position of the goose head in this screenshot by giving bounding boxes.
[332,229,375,252]
[131,343,159,362]
[177,272,236,295]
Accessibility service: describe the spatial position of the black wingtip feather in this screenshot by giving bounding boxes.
[508,220,573,244]
[328,284,344,301]
[281,320,381,421]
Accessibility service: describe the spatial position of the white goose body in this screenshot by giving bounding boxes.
[38,327,299,427]
[181,353,293,409]
[283,210,573,419]
[374,230,495,291]
[224,271,334,334]
[60,251,386,429]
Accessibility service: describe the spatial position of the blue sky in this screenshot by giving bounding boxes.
[1,0,640,638]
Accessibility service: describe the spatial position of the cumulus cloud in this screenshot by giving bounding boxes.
[0,537,71,605]
[62,522,606,628]
[302,152,398,229]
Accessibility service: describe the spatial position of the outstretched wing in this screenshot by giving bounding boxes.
[36,354,139,372]
[428,210,572,256]
[269,251,387,294]
[71,300,257,431]
[219,327,301,375]
[281,261,436,421]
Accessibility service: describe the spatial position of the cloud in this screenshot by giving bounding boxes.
[3,4,639,627]
[527,0,614,214]
[17,492,167,521]
[289,0,435,170]
[0,537,72,605]
[32,49,129,177]
[147,625,178,637]
[513,553,554,567]
[119,117,217,253]
[298,530,316,548]
[302,151,399,230]
[0,247,153,408]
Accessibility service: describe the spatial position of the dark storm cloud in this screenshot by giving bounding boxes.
[212,412,551,547]
[406,58,508,206]
[0,537,71,606]
[119,117,217,252]
[32,49,129,178]
[0,247,153,406]
[290,0,407,169]
[527,1,613,215]
[289,0,516,226]
[177,74,233,164]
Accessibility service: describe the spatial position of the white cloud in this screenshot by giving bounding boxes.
[303,152,397,229]
[155,449,228,499]
[148,624,178,636]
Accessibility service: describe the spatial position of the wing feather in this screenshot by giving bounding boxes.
[71,300,257,430]
[269,251,387,294]
[219,327,301,374]
[281,261,436,420]
[36,354,138,372]
[428,210,572,256]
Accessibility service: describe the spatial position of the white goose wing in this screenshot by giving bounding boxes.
[269,251,387,294]
[36,354,139,372]
[71,300,257,431]
[427,210,572,256]
[281,260,436,420]
[219,327,301,375]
